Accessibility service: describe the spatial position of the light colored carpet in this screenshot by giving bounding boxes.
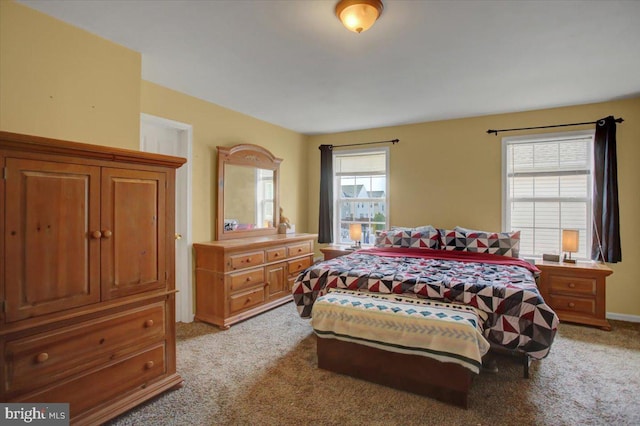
[108,302,640,425]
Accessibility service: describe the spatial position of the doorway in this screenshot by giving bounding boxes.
[140,113,193,323]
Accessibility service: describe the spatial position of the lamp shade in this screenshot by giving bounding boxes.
[349,223,362,241]
[562,229,579,253]
[335,0,384,33]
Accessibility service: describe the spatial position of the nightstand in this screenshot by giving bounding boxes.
[536,260,613,331]
[320,245,355,261]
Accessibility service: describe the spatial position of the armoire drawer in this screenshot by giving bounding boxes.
[4,303,166,395]
[20,343,166,418]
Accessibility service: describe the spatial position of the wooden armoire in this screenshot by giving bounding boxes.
[0,131,185,424]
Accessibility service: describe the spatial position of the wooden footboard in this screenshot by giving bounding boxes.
[316,337,474,408]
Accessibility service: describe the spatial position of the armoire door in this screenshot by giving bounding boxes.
[4,158,101,322]
[101,168,167,299]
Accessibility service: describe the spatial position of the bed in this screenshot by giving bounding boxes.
[292,226,560,361]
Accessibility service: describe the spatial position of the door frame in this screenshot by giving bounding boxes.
[140,113,194,323]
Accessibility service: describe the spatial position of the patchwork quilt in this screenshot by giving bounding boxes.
[312,288,491,373]
[293,247,559,359]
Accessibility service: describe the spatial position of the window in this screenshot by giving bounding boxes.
[503,130,594,259]
[334,148,389,245]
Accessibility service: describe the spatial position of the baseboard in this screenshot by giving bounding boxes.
[607,312,640,323]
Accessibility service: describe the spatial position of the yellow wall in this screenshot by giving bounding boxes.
[308,97,640,317]
[0,1,140,148]
[140,81,309,241]
[2,1,637,318]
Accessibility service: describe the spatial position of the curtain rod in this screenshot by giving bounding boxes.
[321,138,399,150]
[487,117,624,136]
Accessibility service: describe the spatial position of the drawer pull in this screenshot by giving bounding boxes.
[145,361,154,370]
[297,248,302,253]
[274,253,279,257]
[91,230,102,239]
[245,297,252,304]
[568,302,576,308]
[244,257,251,263]
[568,283,576,288]
[36,352,49,363]
[246,276,252,282]
[145,319,154,328]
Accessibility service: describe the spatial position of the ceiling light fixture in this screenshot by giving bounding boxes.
[335,0,384,34]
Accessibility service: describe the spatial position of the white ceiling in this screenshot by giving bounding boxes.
[19,0,640,135]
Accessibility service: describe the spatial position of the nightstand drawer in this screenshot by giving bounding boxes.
[549,275,596,296]
[548,294,596,315]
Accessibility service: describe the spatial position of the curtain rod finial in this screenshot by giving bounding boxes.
[487,129,498,135]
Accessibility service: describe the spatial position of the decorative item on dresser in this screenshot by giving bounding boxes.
[0,131,185,424]
[194,143,317,329]
[536,260,613,331]
[194,234,316,329]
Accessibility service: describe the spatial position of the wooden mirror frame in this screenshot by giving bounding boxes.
[216,144,282,240]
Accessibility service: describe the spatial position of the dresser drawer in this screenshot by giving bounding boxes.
[287,242,311,258]
[230,287,265,314]
[288,256,312,276]
[548,294,596,316]
[230,268,265,293]
[19,343,166,418]
[4,303,165,395]
[229,251,264,270]
[266,247,286,262]
[549,275,596,296]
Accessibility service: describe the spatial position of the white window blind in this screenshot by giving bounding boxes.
[503,131,594,258]
[333,149,389,245]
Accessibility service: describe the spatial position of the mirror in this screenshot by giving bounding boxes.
[216,144,282,240]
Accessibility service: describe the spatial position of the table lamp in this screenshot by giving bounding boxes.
[562,229,579,264]
[349,223,362,249]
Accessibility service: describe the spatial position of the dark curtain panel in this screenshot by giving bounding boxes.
[591,116,622,263]
[318,145,333,243]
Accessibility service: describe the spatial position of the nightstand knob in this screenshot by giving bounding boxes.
[568,283,576,288]
[568,302,576,308]
[36,352,49,363]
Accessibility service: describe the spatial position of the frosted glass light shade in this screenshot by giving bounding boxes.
[335,0,384,33]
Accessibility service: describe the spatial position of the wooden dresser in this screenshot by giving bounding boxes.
[194,234,316,329]
[536,260,613,330]
[0,131,185,424]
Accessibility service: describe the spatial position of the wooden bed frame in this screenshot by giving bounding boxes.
[316,337,475,408]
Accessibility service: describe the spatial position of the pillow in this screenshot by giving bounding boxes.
[375,227,440,250]
[440,228,521,257]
